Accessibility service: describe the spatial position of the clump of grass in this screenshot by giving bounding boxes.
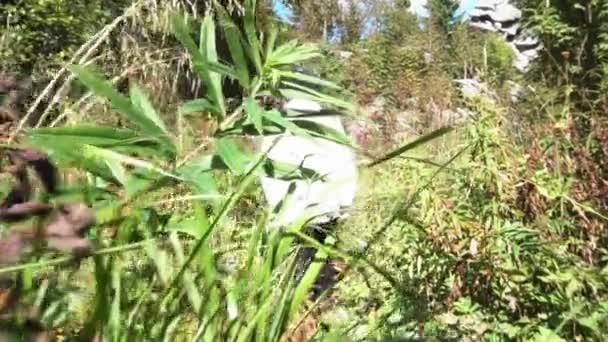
[1,1,447,340]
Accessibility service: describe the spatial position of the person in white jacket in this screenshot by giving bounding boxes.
[259,66,358,298]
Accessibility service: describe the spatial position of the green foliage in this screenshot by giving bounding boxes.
[449,27,515,84]
[4,0,608,340]
[332,98,608,341]
[0,1,364,339]
[342,33,427,108]
[518,0,608,104]
[340,0,364,44]
[0,0,129,74]
[281,0,343,41]
[427,0,459,36]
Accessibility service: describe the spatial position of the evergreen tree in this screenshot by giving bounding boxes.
[340,0,364,44]
[427,0,459,36]
[280,0,342,41]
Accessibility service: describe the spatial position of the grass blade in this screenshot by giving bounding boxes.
[244,96,264,134]
[367,126,454,167]
[179,98,220,116]
[171,13,226,117]
[217,6,251,89]
[159,137,279,310]
[244,0,263,74]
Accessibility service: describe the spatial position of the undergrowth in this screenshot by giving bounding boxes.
[1,0,608,341]
[326,98,608,341]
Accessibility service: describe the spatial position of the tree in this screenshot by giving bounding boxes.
[0,0,133,75]
[427,0,459,36]
[340,0,364,44]
[280,0,343,41]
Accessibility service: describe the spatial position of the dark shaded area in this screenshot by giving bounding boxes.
[294,218,344,301]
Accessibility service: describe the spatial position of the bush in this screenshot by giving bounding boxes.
[331,98,608,340]
[0,0,129,75]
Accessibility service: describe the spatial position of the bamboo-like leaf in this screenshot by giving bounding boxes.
[244,97,264,134]
[105,156,128,187]
[289,249,326,320]
[263,158,321,181]
[290,118,354,146]
[200,14,227,115]
[267,41,320,67]
[69,66,174,153]
[170,233,203,312]
[171,14,226,117]
[82,145,182,181]
[202,61,239,80]
[244,0,263,74]
[69,65,135,120]
[28,126,140,143]
[280,70,341,90]
[26,137,116,181]
[215,138,251,174]
[177,161,219,196]
[179,98,220,116]
[236,299,273,342]
[264,21,279,61]
[109,261,122,340]
[367,126,454,167]
[160,138,277,320]
[268,258,298,341]
[217,6,251,89]
[245,223,264,271]
[129,85,168,134]
[262,110,312,138]
[280,84,354,112]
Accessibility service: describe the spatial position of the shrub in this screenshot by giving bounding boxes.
[331,98,608,340]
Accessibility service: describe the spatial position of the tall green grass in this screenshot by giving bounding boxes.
[0,1,452,340]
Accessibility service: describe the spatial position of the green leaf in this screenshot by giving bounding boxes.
[532,327,566,342]
[179,98,220,116]
[108,262,122,340]
[70,66,171,143]
[262,110,312,138]
[280,85,354,112]
[129,85,169,134]
[168,215,207,240]
[264,21,279,61]
[123,171,159,198]
[82,145,182,181]
[244,97,264,135]
[178,152,319,182]
[171,13,226,117]
[104,155,128,187]
[263,159,322,181]
[25,137,116,181]
[199,14,226,115]
[215,138,252,175]
[279,70,341,90]
[161,141,271,318]
[68,64,135,122]
[244,0,263,74]
[290,118,354,146]
[267,41,320,68]
[268,258,297,341]
[289,248,326,320]
[177,160,219,196]
[27,126,163,161]
[217,6,251,89]
[28,126,140,144]
[202,60,239,80]
[367,126,454,167]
